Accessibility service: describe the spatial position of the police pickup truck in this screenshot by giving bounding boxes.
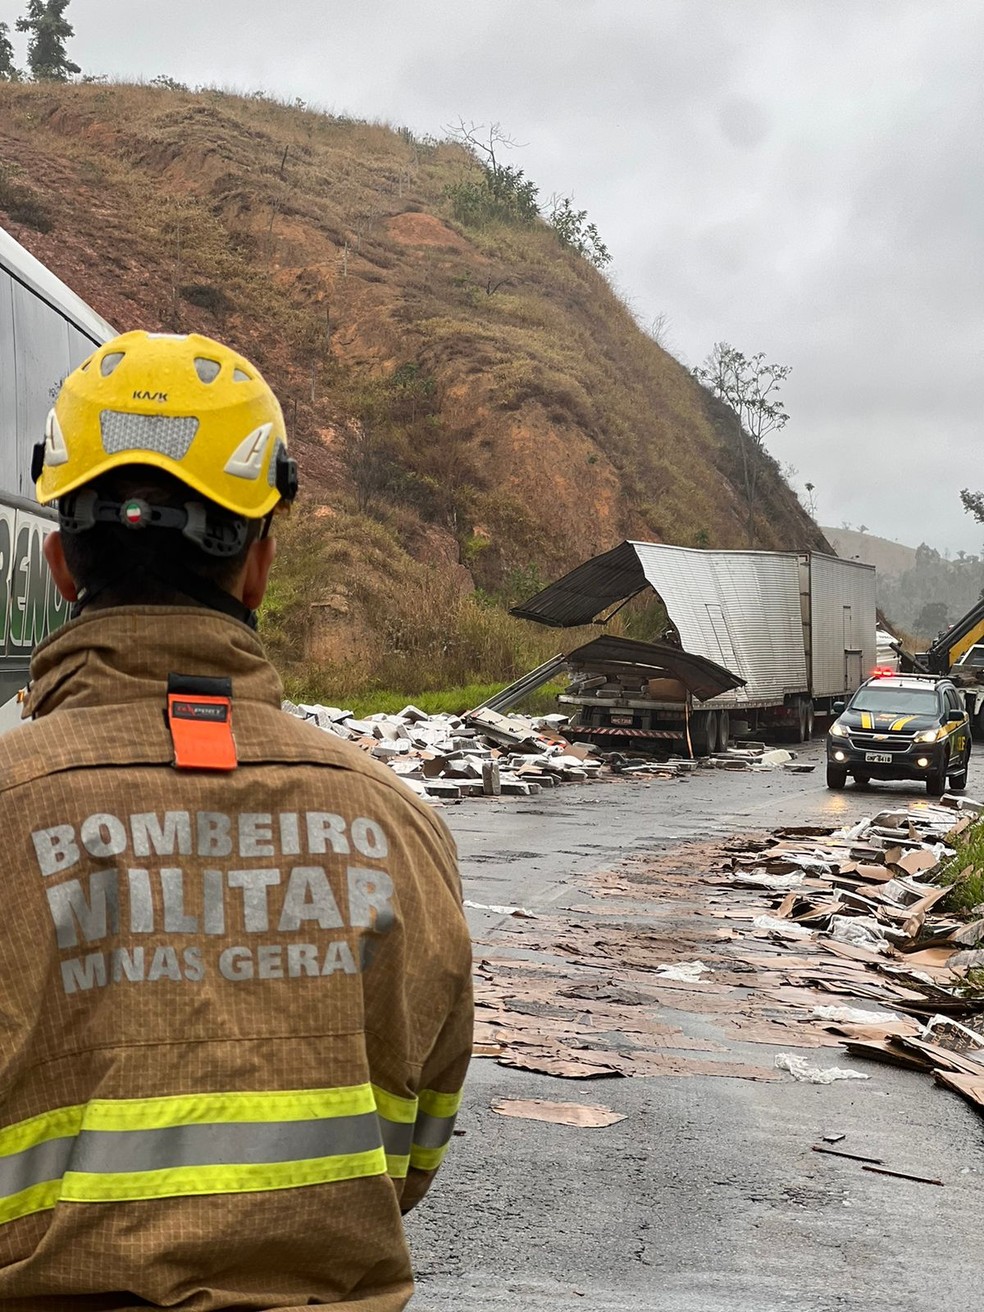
[826,671,970,795]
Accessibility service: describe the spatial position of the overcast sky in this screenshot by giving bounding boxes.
[10,0,983,554]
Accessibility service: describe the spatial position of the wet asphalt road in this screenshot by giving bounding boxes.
[405,740,984,1311]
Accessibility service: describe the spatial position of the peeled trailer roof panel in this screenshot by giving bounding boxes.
[514,542,878,708]
[565,635,745,702]
[513,541,809,707]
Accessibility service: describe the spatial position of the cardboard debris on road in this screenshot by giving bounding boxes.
[490,1099,627,1127]
[697,793,984,1115]
[471,791,984,1104]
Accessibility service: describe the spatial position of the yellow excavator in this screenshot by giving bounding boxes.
[911,598,984,740]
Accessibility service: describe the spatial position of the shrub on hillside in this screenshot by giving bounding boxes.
[0,166,52,231]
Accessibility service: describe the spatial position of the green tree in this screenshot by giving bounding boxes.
[0,22,20,79]
[445,124,541,230]
[960,486,984,526]
[446,121,611,267]
[16,0,80,81]
[693,342,791,546]
[914,600,950,640]
[548,196,611,268]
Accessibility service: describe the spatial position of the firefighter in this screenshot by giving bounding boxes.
[0,331,473,1310]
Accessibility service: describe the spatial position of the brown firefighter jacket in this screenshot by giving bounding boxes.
[0,608,473,1311]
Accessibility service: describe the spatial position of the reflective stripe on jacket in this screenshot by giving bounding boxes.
[0,607,473,1310]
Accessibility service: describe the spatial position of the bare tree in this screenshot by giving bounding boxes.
[693,342,791,546]
[446,119,525,179]
[648,311,672,348]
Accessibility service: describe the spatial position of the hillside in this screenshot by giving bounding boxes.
[822,527,917,577]
[0,82,829,697]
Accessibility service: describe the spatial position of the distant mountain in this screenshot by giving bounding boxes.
[822,527,917,578]
[824,527,984,640]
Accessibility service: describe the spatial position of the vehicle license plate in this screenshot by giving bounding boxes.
[610,715,634,726]
[865,752,892,763]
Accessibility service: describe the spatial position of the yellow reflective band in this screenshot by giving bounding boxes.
[385,1152,410,1179]
[861,712,873,729]
[0,1106,85,1224]
[84,1085,376,1133]
[0,1106,83,1158]
[418,1089,463,1118]
[62,1149,385,1203]
[0,1087,391,1219]
[0,1180,62,1226]
[410,1088,463,1171]
[890,716,916,732]
[372,1085,417,1124]
[409,1143,450,1172]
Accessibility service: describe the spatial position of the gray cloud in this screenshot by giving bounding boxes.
[13,0,983,551]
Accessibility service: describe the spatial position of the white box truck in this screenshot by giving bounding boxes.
[512,541,877,752]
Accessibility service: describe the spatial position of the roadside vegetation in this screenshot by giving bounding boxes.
[938,820,984,917]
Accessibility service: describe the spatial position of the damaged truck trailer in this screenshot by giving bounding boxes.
[0,226,113,709]
[511,542,876,753]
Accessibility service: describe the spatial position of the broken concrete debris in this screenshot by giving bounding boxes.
[284,699,809,801]
[283,700,604,801]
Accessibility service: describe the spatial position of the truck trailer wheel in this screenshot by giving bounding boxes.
[825,764,847,789]
[782,698,810,743]
[690,710,717,756]
[717,711,730,749]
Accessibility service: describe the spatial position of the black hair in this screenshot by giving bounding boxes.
[58,467,262,611]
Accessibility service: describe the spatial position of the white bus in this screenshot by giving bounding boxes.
[0,225,114,702]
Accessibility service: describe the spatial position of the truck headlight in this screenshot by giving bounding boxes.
[829,722,849,737]
[914,727,944,743]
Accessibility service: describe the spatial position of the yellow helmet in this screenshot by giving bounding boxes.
[34,331,298,517]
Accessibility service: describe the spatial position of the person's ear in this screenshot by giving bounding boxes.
[242,535,276,611]
[43,531,79,603]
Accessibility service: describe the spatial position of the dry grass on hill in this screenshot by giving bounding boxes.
[0,81,828,699]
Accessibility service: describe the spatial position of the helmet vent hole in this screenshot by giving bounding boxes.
[100,352,125,377]
[194,357,222,384]
[233,368,252,383]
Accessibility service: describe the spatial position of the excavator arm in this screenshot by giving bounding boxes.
[924,597,984,674]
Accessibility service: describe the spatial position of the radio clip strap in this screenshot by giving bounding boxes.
[166,674,237,772]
